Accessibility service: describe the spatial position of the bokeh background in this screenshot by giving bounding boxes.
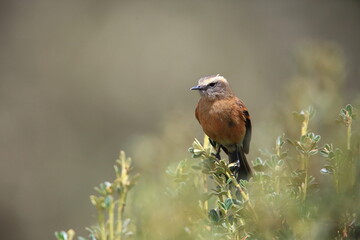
[1,0,360,239]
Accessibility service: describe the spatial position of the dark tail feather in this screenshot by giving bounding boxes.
[229,146,252,181]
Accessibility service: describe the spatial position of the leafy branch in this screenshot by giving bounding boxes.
[55,151,138,240]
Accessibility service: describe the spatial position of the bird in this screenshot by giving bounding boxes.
[190,74,252,180]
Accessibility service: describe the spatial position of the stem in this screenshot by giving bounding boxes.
[226,172,258,222]
[300,113,309,171]
[301,113,309,136]
[115,189,128,240]
[302,154,309,202]
[347,119,356,187]
[347,123,351,151]
[227,172,248,201]
[98,210,106,240]
[300,155,305,171]
[109,201,115,240]
[202,174,208,212]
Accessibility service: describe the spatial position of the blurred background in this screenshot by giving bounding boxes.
[0,0,360,239]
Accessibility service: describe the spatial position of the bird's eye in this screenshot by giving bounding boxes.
[208,82,216,87]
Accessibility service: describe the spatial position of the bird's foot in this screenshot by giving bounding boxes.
[228,160,241,169]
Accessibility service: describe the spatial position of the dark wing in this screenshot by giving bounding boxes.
[242,109,251,154]
[236,98,252,154]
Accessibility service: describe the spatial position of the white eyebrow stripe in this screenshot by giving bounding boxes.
[198,75,227,85]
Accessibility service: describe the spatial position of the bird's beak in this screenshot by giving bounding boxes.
[190,85,204,91]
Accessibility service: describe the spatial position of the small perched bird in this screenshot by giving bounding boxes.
[190,75,252,180]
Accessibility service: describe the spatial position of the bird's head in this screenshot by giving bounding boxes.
[190,74,233,99]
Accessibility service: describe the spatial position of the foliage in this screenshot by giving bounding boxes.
[55,104,359,240]
[55,151,138,240]
[168,104,359,240]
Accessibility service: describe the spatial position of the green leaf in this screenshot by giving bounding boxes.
[308,105,316,119]
[279,152,288,159]
[188,147,194,153]
[320,167,333,175]
[345,104,353,116]
[325,144,332,151]
[320,150,329,157]
[218,200,226,211]
[276,135,284,148]
[313,135,321,143]
[224,198,233,210]
[104,195,113,208]
[191,165,201,170]
[89,234,96,240]
[55,231,67,240]
[309,149,318,155]
[89,195,98,206]
[208,209,220,222]
[226,178,232,185]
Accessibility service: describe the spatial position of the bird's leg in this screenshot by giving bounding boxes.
[214,145,221,160]
[221,145,229,155]
[209,138,216,148]
[209,138,221,160]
